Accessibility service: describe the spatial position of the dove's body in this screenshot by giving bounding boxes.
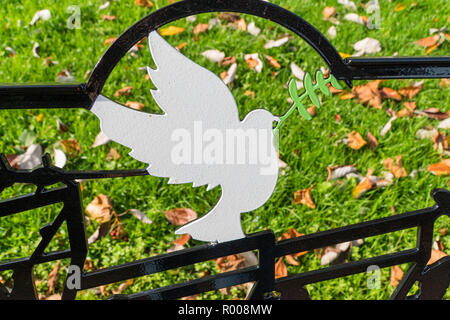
[91,31,279,243]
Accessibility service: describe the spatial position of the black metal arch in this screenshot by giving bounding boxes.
[86,0,349,102]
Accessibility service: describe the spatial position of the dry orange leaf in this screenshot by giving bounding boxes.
[340,92,355,100]
[173,233,191,246]
[323,6,336,19]
[307,105,317,117]
[176,42,187,51]
[275,257,288,279]
[114,86,133,97]
[104,37,117,45]
[193,23,209,35]
[352,80,382,109]
[85,194,113,223]
[245,57,259,69]
[293,185,316,209]
[216,254,246,273]
[427,249,447,265]
[415,35,440,48]
[236,18,247,31]
[264,55,281,68]
[112,279,134,295]
[398,84,423,99]
[347,131,367,150]
[367,131,378,150]
[60,139,82,157]
[164,208,198,226]
[278,228,308,261]
[106,148,121,161]
[384,155,408,178]
[134,0,154,8]
[219,56,236,66]
[352,169,373,199]
[379,87,402,101]
[159,26,185,36]
[125,101,144,110]
[390,265,404,287]
[427,159,450,175]
[426,42,440,54]
[101,15,117,21]
[47,261,61,294]
[440,78,450,88]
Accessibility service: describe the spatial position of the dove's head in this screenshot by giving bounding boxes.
[244,109,280,130]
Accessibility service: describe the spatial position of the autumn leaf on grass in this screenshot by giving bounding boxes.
[427,249,448,265]
[390,265,404,287]
[60,139,81,157]
[164,208,197,226]
[112,279,134,295]
[275,257,287,278]
[173,234,191,246]
[419,108,450,121]
[433,131,448,154]
[114,86,133,97]
[47,261,60,295]
[278,228,307,265]
[347,131,367,150]
[379,87,402,101]
[106,148,121,161]
[415,35,440,48]
[293,185,315,209]
[101,15,117,21]
[398,83,423,99]
[384,155,408,178]
[104,37,117,46]
[264,55,281,69]
[427,159,450,175]
[245,53,263,73]
[352,169,373,199]
[352,80,382,109]
[85,194,113,223]
[322,6,336,19]
[396,101,416,117]
[193,23,209,36]
[366,132,378,150]
[125,101,144,110]
[135,0,154,8]
[159,26,185,36]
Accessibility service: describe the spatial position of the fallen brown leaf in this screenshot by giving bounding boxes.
[173,233,191,246]
[264,55,281,68]
[103,37,117,46]
[379,87,402,101]
[85,194,113,223]
[114,86,133,97]
[323,6,336,19]
[293,185,316,209]
[415,35,440,47]
[347,131,367,150]
[398,84,423,99]
[106,148,121,161]
[60,139,82,157]
[390,265,404,287]
[193,23,209,35]
[134,0,154,8]
[112,279,134,294]
[352,169,373,199]
[427,159,450,175]
[164,208,197,226]
[367,132,378,150]
[101,15,117,21]
[47,261,61,295]
[384,155,408,178]
[352,80,383,109]
[275,257,288,279]
[427,249,447,265]
[125,101,144,110]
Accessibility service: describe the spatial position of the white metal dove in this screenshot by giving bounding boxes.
[90,31,279,243]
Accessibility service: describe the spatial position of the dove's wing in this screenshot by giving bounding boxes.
[91,31,243,190]
[147,31,239,123]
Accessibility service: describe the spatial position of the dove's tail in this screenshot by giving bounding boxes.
[175,201,245,243]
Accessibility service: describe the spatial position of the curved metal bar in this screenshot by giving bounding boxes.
[86,0,349,103]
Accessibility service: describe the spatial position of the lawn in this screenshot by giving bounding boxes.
[0,0,449,300]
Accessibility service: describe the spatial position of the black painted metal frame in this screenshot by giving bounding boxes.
[0,0,449,300]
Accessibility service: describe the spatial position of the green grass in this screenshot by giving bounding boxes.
[0,0,449,300]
